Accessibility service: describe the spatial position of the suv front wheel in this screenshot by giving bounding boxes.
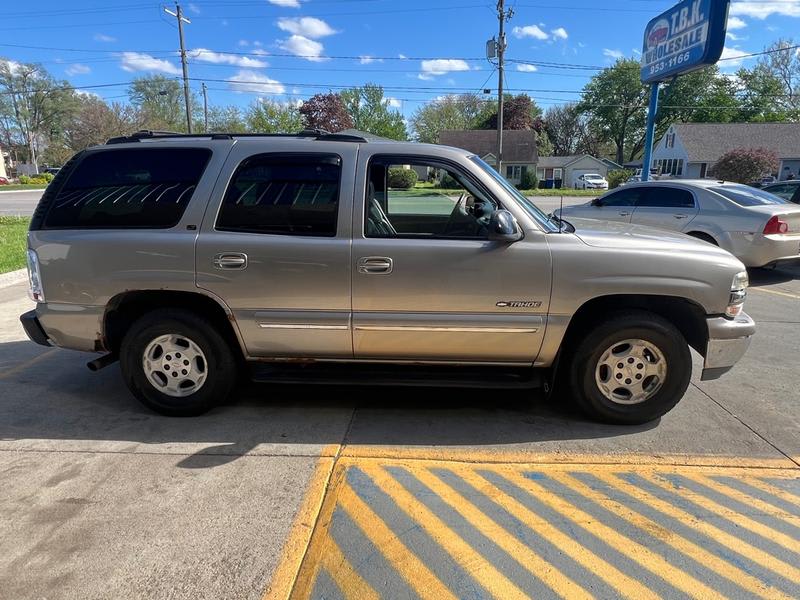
[120,309,238,416]
[568,311,691,424]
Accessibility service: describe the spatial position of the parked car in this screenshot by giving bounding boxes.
[762,180,800,204]
[555,180,800,268]
[0,176,9,185]
[575,173,608,190]
[21,130,754,425]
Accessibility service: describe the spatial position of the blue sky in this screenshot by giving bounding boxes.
[1,0,798,118]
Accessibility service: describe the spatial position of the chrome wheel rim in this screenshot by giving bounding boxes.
[142,334,207,398]
[594,338,667,405]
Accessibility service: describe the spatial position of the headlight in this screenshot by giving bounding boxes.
[26,249,45,303]
[725,270,748,318]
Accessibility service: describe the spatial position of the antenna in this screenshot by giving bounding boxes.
[559,194,563,233]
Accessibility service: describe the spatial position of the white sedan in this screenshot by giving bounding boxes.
[575,173,609,190]
[554,180,800,268]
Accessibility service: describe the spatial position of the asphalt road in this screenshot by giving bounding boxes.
[0,262,798,599]
[0,189,590,218]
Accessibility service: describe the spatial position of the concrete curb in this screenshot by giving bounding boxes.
[0,268,28,289]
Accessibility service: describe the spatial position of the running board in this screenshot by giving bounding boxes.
[249,362,543,389]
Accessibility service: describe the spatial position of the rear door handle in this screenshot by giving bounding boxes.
[618,211,631,217]
[673,214,688,219]
[358,256,393,274]
[213,252,248,270]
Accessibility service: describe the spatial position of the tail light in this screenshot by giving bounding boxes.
[763,215,789,234]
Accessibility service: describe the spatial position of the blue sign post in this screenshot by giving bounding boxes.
[640,0,730,181]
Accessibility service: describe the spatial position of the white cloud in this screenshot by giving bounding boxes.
[228,70,285,94]
[119,52,180,75]
[278,35,327,61]
[66,63,91,76]
[254,41,263,47]
[551,27,568,40]
[719,46,751,66]
[268,0,301,6]
[727,31,744,41]
[398,54,408,59]
[730,1,800,19]
[385,97,401,108]
[1,60,22,75]
[75,89,101,99]
[93,33,116,43]
[516,64,537,72]
[253,48,269,56]
[603,48,623,59]
[277,17,337,38]
[727,16,748,29]
[187,2,200,13]
[238,40,249,47]
[189,48,268,68]
[359,55,383,64]
[418,58,471,80]
[512,25,548,40]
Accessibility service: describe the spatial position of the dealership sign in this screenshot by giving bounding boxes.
[640,0,729,83]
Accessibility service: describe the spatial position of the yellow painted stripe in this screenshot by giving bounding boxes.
[361,464,530,600]
[336,482,458,600]
[561,472,794,600]
[499,469,726,600]
[740,476,800,505]
[0,348,57,380]
[319,537,380,600]
[693,473,800,523]
[263,455,336,600]
[614,472,800,584]
[417,467,592,600]
[453,467,660,600]
[749,287,800,300]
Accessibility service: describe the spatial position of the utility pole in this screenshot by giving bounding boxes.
[495,0,513,177]
[201,82,208,132]
[164,3,193,133]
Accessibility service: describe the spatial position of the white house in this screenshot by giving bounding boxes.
[536,154,616,188]
[652,122,800,180]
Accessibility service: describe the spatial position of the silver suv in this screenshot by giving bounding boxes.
[20,130,755,424]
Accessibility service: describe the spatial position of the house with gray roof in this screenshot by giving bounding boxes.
[536,154,615,189]
[652,122,800,180]
[438,129,537,185]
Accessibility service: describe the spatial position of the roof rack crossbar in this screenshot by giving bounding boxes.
[106,128,367,145]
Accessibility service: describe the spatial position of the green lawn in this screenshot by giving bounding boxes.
[525,188,601,197]
[1,184,49,191]
[0,217,30,274]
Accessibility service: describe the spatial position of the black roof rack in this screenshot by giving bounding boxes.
[106,129,368,145]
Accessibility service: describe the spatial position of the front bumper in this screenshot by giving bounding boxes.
[20,309,51,347]
[701,312,755,381]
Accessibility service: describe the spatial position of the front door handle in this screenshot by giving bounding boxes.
[673,214,688,219]
[618,211,631,217]
[213,252,248,270]
[358,256,393,274]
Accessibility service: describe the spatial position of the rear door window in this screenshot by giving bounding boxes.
[637,187,695,208]
[599,188,641,207]
[216,153,341,236]
[44,148,211,229]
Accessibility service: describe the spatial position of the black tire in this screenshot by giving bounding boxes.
[688,231,718,246]
[567,311,691,425]
[120,309,238,416]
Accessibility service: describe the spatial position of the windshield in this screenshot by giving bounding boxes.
[585,174,603,180]
[469,156,558,232]
[711,184,790,207]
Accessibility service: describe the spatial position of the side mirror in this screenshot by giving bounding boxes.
[488,209,523,242]
[590,197,602,207]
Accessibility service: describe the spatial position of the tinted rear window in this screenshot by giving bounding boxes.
[44,148,211,229]
[711,185,790,207]
[637,187,695,208]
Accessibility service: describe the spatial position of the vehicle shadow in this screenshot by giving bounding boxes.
[748,262,800,286]
[0,341,658,469]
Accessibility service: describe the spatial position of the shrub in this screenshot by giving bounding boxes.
[388,167,418,189]
[437,172,459,189]
[709,147,779,184]
[607,169,633,189]
[41,172,54,183]
[18,175,30,184]
[516,170,537,190]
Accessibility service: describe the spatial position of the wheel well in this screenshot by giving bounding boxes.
[561,295,708,357]
[103,290,243,359]
[687,231,717,245]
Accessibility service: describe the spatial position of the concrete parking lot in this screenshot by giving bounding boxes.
[0,262,798,600]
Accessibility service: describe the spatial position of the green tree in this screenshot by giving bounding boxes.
[0,59,80,171]
[409,94,491,143]
[245,99,303,133]
[127,75,199,131]
[339,83,407,140]
[205,105,247,133]
[736,62,798,122]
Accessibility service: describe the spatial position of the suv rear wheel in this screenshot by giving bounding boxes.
[120,309,238,416]
[567,311,691,424]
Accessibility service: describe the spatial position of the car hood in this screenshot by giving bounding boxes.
[567,217,737,258]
